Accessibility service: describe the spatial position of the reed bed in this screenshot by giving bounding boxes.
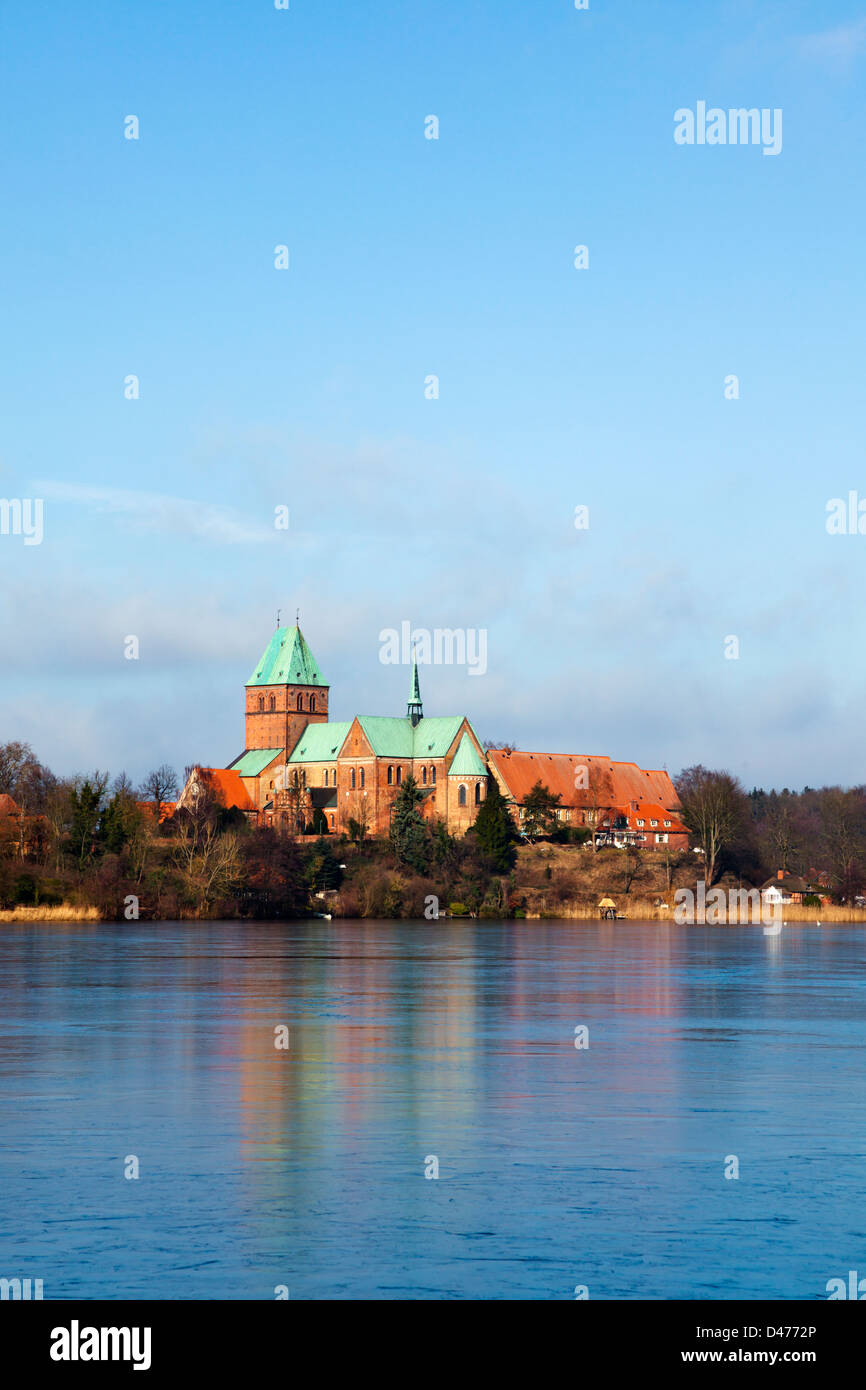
[0,904,101,923]
[527,899,866,924]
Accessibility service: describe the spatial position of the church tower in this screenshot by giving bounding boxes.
[244,624,329,753]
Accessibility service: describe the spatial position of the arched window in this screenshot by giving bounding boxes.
[329,815,335,829]
[258,695,264,711]
[310,695,316,712]
[475,783,481,805]
[292,770,299,787]
[360,768,365,788]
[296,694,303,711]
[421,766,427,785]
[396,766,402,785]
[458,784,467,806]
[301,770,306,788]
[387,766,393,785]
[269,694,276,711]
[323,770,329,786]
[351,768,356,789]
[431,766,436,784]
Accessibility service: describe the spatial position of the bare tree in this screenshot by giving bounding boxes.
[675,765,748,887]
[575,763,615,851]
[140,764,179,824]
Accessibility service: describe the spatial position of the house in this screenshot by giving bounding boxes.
[485,749,688,850]
[760,870,827,905]
[0,793,21,854]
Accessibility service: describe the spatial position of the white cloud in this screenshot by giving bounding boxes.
[34,481,281,546]
[796,19,866,68]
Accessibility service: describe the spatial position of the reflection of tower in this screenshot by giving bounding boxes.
[407,649,423,727]
[244,624,329,751]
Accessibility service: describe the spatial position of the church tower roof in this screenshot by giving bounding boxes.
[246,625,326,687]
[407,651,423,726]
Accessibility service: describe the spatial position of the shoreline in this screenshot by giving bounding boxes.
[2,904,864,925]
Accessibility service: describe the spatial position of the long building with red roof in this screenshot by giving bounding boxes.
[486,748,688,850]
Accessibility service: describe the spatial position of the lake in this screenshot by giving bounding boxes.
[0,919,862,1300]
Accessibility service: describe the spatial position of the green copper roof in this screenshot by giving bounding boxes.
[447,732,488,777]
[287,721,352,763]
[228,748,284,777]
[356,715,481,759]
[247,626,326,688]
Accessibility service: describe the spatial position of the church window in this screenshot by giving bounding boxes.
[351,768,356,789]
[269,694,276,711]
[396,766,402,785]
[474,783,481,805]
[292,771,299,787]
[258,696,264,712]
[387,766,393,784]
[431,766,436,784]
[310,695,316,712]
[329,815,335,829]
[296,694,303,711]
[458,784,467,807]
[360,768,365,788]
[323,770,329,787]
[422,766,427,785]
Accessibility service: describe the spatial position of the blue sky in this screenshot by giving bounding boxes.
[1,0,865,789]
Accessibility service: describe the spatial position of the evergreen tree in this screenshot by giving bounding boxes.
[473,778,518,871]
[69,775,108,867]
[521,780,561,839]
[101,788,144,854]
[389,775,430,873]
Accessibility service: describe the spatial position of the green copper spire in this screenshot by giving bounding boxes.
[407,649,423,727]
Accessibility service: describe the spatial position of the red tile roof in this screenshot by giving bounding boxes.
[487,749,681,813]
[198,769,254,812]
[0,794,20,817]
[135,800,176,824]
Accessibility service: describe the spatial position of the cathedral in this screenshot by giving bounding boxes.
[180,624,489,836]
[176,622,687,848]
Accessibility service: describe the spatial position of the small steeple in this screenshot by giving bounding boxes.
[407,648,423,727]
